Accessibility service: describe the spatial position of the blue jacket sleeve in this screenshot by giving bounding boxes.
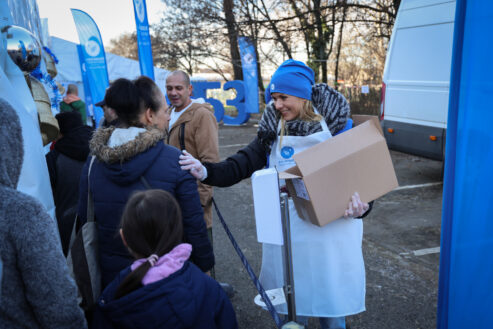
[175,170,215,272]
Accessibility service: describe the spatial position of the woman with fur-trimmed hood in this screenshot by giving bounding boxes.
[77,77,214,289]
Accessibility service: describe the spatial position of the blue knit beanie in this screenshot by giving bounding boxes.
[265,59,315,103]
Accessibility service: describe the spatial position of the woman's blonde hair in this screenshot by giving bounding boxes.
[278,98,322,149]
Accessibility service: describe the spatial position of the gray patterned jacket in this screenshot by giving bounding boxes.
[0,99,87,329]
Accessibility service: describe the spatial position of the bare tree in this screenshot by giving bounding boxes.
[241,0,294,59]
[107,31,177,70]
[224,0,243,80]
[109,0,401,92]
[152,1,223,75]
[237,0,266,94]
[348,0,400,40]
[336,0,400,85]
[334,0,348,87]
[107,32,138,60]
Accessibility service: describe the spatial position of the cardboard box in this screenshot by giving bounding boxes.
[279,115,398,227]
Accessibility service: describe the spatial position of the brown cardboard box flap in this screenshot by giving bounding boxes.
[278,171,301,180]
[352,115,384,136]
[293,120,384,177]
[278,165,302,179]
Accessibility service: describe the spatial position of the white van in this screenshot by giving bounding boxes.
[381,0,456,160]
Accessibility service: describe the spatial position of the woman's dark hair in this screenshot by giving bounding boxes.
[114,189,183,299]
[133,76,165,113]
[104,78,143,127]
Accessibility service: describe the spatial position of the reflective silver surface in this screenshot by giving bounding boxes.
[3,25,41,73]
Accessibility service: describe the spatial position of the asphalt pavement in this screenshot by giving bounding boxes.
[210,120,443,329]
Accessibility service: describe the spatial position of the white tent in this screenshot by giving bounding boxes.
[49,36,169,102]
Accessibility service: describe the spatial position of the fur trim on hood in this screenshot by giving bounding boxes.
[0,98,24,189]
[90,126,166,164]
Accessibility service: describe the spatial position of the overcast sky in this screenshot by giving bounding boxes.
[37,0,164,46]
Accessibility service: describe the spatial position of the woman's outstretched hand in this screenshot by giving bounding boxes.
[179,150,206,180]
[344,192,369,218]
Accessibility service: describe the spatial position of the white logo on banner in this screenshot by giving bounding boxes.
[243,53,254,65]
[134,0,146,23]
[85,40,101,57]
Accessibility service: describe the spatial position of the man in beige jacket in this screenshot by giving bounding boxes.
[166,70,219,229]
[166,71,233,294]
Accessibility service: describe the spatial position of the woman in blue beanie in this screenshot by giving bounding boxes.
[180,59,370,329]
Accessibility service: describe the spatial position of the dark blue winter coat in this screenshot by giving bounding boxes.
[77,127,214,288]
[91,262,237,329]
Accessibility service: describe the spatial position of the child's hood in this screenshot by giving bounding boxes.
[97,263,200,328]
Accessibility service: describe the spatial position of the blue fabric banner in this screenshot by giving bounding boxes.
[438,1,493,328]
[132,0,155,80]
[71,9,109,126]
[77,45,94,119]
[238,36,259,113]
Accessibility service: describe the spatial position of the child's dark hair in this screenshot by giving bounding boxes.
[114,189,183,299]
[133,76,165,114]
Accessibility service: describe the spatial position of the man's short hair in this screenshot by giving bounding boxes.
[67,84,78,95]
[167,70,190,86]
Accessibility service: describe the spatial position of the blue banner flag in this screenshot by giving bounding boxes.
[71,9,109,126]
[133,0,155,79]
[438,1,493,328]
[77,45,94,119]
[238,36,259,113]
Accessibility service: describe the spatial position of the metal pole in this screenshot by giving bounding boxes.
[280,192,297,322]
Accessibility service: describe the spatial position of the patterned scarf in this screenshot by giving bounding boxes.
[257,83,350,152]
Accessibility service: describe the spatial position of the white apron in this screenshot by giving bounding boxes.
[258,114,366,317]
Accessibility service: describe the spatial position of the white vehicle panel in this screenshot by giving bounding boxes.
[387,23,454,84]
[386,85,449,127]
